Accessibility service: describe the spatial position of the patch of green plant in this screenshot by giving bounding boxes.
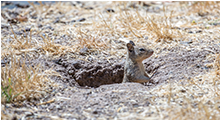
[1,77,22,103]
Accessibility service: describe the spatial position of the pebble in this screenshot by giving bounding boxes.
[1,59,10,66]
[143,2,151,7]
[32,16,38,19]
[14,31,23,35]
[22,27,31,32]
[25,111,33,117]
[77,18,86,22]
[4,1,13,5]
[144,36,148,40]
[180,40,193,45]
[85,7,93,10]
[72,61,81,69]
[180,89,186,93]
[38,24,43,28]
[196,30,202,33]
[92,110,98,114]
[53,58,62,65]
[87,57,93,62]
[1,23,9,29]
[70,20,76,23]
[23,33,27,37]
[53,17,60,24]
[42,33,46,37]
[8,19,18,24]
[48,105,55,110]
[106,8,115,13]
[188,30,202,34]
[56,105,62,110]
[44,26,54,30]
[80,46,89,55]
[68,70,75,75]
[188,31,194,33]
[15,3,30,8]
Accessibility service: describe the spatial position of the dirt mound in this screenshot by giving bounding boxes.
[43,58,125,87]
[145,48,214,85]
[41,46,214,88]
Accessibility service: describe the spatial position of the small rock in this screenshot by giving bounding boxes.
[180,40,193,45]
[45,26,54,30]
[32,16,38,19]
[15,3,30,8]
[142,2,151,7]
[92,111,98,114]
[70,20,76,23]
[144,101,150,106]
[23,33,27,37]
[48,105,55,110]
[106,8,115,13]
[53,17,60,24]
[129,3,138,8]
[72,61,81,69]
[56,105,62,110]
[1,24,9,29]
[11,116,17,120]
[87,57,93,62]
[198,12,208,17]
[172,27,181,29]
[188,31,194,34]
[8,19,18,24]
[77,18,86,22]
[22,28,31,32]
[25,111,33,117]
[85,7,93,10]
[62,62,68,68]
[42,33,46,37]
[132,103,139,107]
[180,89,186,93]
[14,31,23,35]
[38,24,43,28]
[4,1,13,5]
[144,36,148,40]
[80,46,89,55]
[45,26,52,29]
[68,70,75,75]
[196,30,202,33]
[1,59,9,66]
[71,1,83,6]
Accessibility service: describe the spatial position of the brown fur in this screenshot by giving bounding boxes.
[123,41,154,83]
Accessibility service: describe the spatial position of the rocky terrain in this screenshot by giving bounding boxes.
[1,1,220,120]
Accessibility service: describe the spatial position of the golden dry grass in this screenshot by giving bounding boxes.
[1,52,49,103]
[186,1,220,15]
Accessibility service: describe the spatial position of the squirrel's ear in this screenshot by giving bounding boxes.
[127,42,134,52]
[129,41,135,46]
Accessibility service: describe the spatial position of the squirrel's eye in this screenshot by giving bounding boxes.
[139,48,145,51]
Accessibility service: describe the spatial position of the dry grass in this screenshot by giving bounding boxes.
[1,52,50,103]
[186,1,220,15]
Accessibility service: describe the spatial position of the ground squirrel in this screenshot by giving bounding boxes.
[122,41,154,83]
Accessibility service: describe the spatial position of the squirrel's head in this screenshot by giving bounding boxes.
[127,41,154,62]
